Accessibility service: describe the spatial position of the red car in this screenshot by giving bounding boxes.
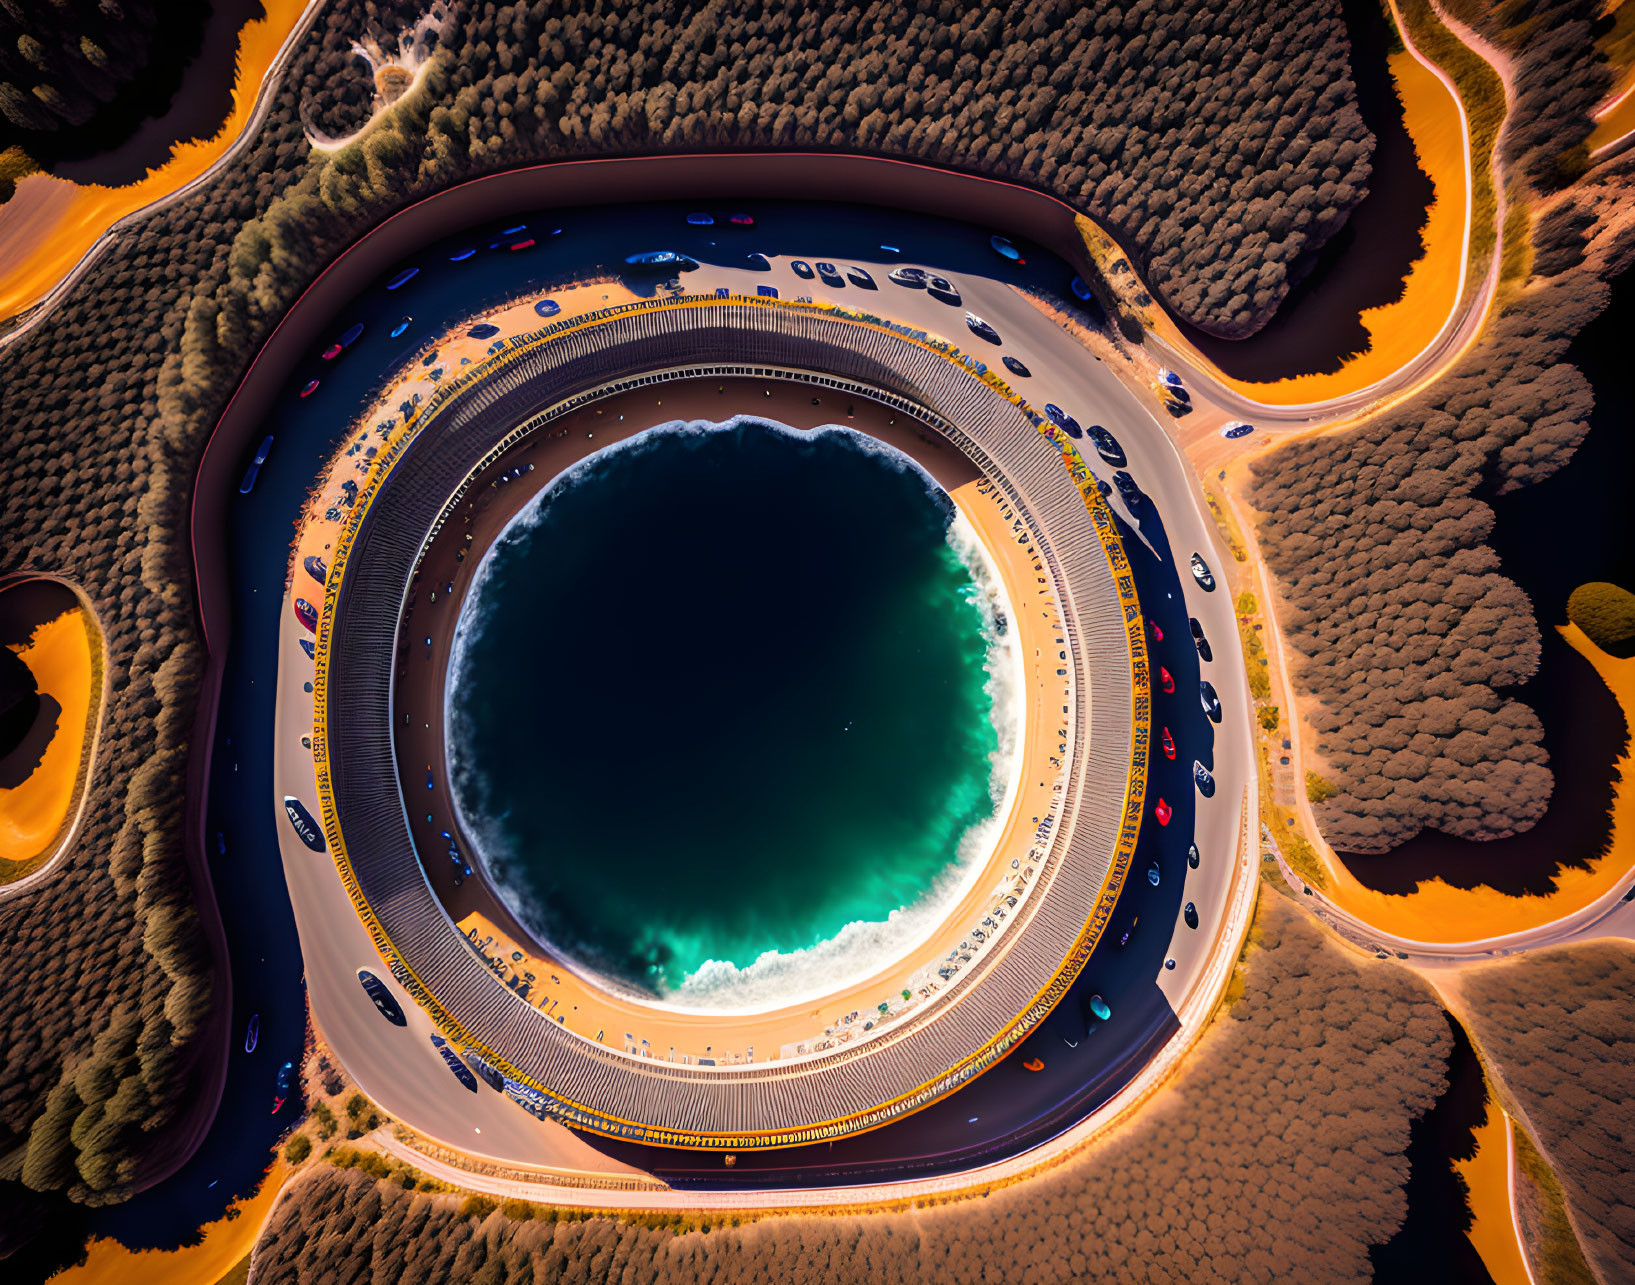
[1154,798,1173,826]
[1159,666,1174,694]
[1161,727,1175,759]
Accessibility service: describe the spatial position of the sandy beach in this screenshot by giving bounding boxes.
[287,280,1083,1067]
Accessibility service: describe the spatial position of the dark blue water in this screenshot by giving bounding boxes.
[451,421,1002,1002]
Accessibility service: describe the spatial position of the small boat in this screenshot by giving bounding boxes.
[390,316,412,338]
[1161,727,1175,759]
[321,341,343,359]
[239,435,274,494]
[533,298,561,318]
[1088,994,1112,1022]
[1154,797,1173,826]
[244,1014,260,1054]
[989,234,1023,262]
[686,212,714,225]
[1069,275,1093,301]
[338,322,364,347]
[467,323,499,339]
[449,248,476,261]
[303,555,327,586]
[728,213,754,226]
[501,223,527,235]
[216,831,225,855]
[299,638,315,660]
[880,243,900,253]
[293,598,318,633]
[283,796,325,852]
[1147,862,1161,886]
[509,238,535,251]
[385,267,419,290]
[1159,666,1174,694]
[1022,1057,1044,1072]
[299,379,320,398]
[1148,618,1163,641]
[271,1060,294,1113]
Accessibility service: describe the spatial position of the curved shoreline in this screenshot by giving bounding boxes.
[442,417,1028,1016]
[383,365,1068,1063]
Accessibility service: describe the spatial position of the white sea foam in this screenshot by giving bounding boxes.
[443,416,1025,1015]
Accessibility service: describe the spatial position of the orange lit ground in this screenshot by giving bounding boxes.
[1151,43,1470,407]
[1313,623,1633,941]
[0,0,309,325]
[1457,1102,1533,1285]
[48,1162,287,1285]
[1,599,95,874]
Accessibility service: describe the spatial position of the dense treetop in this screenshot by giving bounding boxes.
[1458,943,1635,1284]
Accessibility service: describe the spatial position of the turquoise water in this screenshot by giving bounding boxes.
[448,419,1010,1007]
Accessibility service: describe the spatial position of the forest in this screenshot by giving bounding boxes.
[0,0,219,176]
[1246,160,1634,854]
[303,0,1376,341]
[250,897,1457,1284]
[0,0,1384,1211]
[1458,943,1635,1284]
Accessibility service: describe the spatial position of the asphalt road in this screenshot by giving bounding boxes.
[266,213,1255,1188]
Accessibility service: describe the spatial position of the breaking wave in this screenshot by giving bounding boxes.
[445,416,1024,1014]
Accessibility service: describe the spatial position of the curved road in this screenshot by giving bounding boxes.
[258,207,1257,1197]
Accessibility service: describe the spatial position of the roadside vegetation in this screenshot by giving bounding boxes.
[1567,580,1635,656]
[1456,942,1635,1283]
[1246,148,1634,854]
[248,897,1454,1284]
[0,0,1385,1223]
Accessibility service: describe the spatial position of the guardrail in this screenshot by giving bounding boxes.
[311,295,1148,1146]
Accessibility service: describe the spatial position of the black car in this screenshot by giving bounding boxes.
[358,969,407,1026]
[1164,397,1194,419]
[791,260,815,279]
[1184,902,1199,930]
[1087,424,1125,467]
[1002,354,1031,377]
[1200,680,1222,723]
[816,261,843,285]
[744,252,772,272]
[965,312,1001,344]
[1189,617,1212,662]
[462,1050,507,1092]
[1187,843,1200,869]
[927,275,961,305]
[1190,553,1216,592]
[1193,760,1216,798]
[889,266,927,287]
[846,267,877,289]
[1113,471,1143,508]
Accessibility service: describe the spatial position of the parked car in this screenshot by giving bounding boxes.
[1200,680,1222,722]
[1087,424,1125,467]
[1221,420,1255,440]
[1194,760,1216,798]
[1189,617,1212,661]
[792,260,815,279]
[1002,354,1031,377]
[965,312,1001,344]
[1190,553,1216,591]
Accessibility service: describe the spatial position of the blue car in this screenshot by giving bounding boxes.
[1221,421,1255,440]
[534,298,561,318]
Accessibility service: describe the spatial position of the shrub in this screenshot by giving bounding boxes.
[283,1135,311,1165]
[1566,581,1635,655]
